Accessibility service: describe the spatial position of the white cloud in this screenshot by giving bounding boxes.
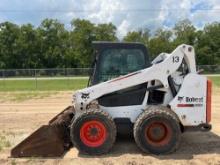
[117,20,130,38]
[0,0,219,38]
[86,0,123,23]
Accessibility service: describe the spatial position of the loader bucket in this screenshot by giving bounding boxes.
[11,106,75,158]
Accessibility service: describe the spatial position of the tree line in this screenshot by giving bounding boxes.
[0,18,219,69]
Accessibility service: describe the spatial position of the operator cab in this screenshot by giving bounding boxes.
[88,41,151,108]
[90,41,151,85]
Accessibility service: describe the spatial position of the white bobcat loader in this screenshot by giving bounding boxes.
[11,42,212,157]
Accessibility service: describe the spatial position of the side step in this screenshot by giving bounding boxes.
[11,106,75,158]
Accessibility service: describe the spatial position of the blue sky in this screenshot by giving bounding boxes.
[0,0,220,38]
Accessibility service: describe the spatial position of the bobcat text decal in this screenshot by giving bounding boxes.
[177,96,203,107]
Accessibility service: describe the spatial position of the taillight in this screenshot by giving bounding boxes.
[206,80,212,123]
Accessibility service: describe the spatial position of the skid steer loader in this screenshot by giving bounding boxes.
[11,42,212,157]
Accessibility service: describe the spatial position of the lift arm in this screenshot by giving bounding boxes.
[74,44,196,117]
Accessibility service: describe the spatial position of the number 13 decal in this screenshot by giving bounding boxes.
[172,56,179,63]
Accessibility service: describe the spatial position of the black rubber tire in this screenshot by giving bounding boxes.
[133,106,181,155]
[70,109,116,155]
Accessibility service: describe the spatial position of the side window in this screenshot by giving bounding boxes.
[98,49,145,83]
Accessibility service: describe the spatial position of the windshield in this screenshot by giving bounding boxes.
[96,48,146,83]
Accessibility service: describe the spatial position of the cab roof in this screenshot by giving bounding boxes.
[92,41,148,51]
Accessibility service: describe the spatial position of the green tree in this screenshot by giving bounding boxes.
[16,24,41,68]
[123,29,150,45]
[70,19,96,67]
[70,19,118,67]
[37,19,69,68]
[0,19,220,69]
[148,28,173,58]
[173,19,197,46]
[95,23,117,41]
[0,22,20,69]
[196,22,220,65]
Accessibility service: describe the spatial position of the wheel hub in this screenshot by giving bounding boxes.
[80,120,107,147]
[145,121,171,146]
[90,128,98,136]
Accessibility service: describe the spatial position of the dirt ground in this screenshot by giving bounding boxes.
[0,89,220,165]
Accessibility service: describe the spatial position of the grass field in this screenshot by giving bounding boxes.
[0,76,219,92]
[208,76,220,87]
[0,78,88,91]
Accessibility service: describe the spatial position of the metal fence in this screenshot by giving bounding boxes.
[0,68,92,78]
[0,68,93,91]
[197,65,220,74]
[0,65,219,78]
[0,66,219,91]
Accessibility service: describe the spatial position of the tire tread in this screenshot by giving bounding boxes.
[133,106,181,154]
[70,109,116,155]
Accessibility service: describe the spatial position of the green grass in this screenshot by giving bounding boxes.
[11,160,17,165]
[0,134,11,151]
[0,78,88,91]
[0,76,219,92]
[208,76,220,87]
[0,91,58,102]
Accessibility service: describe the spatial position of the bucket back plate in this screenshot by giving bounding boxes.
[11,106,74,158]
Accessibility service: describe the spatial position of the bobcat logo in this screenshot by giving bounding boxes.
[178,96,184,102]
[81,93,90,101]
